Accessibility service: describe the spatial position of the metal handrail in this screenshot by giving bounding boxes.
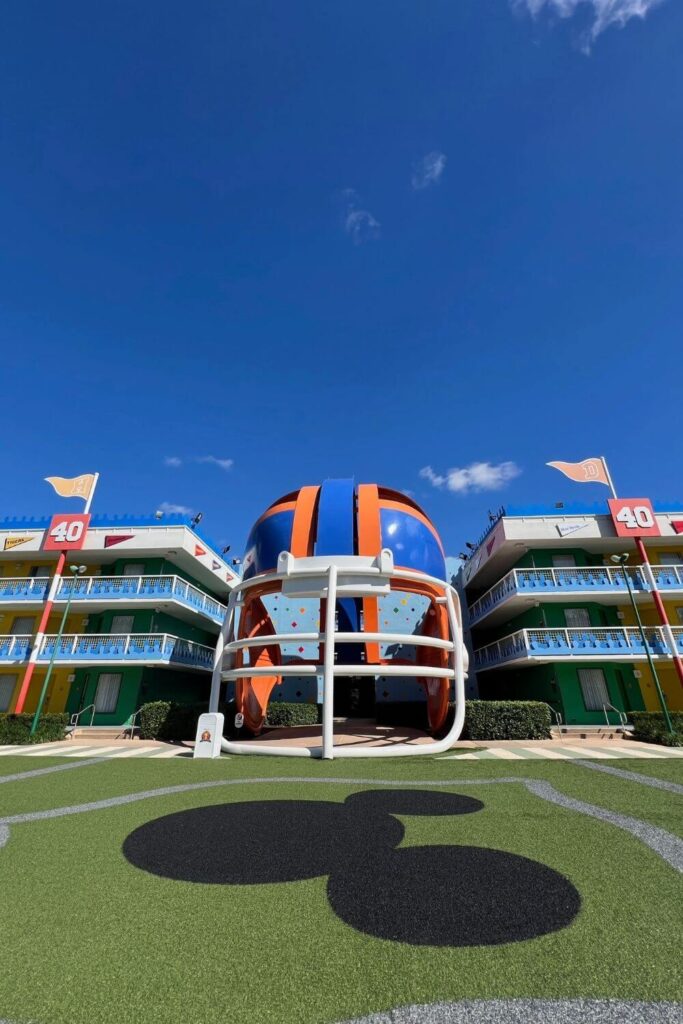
[124,707,143,739]
[53,574,226,619]
[69,703,96,732]
[541,702,563,729]
[603,702,628,729]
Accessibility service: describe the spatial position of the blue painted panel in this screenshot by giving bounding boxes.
[315,478,355,556]
[379,508,445,580]
[242,509,295,580]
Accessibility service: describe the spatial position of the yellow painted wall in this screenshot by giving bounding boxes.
[616,599,683,712]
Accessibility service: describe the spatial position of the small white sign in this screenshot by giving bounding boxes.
[556,522,587,538]
[193,713,224,759]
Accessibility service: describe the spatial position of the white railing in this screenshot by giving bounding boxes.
[0,574,227,620]
[56,574,226,620]
[468,564,654,623]
[0,634,33,660]
[33,633,214,669]
[0,578,50,600]
[475,625,680,669]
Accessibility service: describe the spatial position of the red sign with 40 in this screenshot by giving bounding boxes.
[607,498,660,539]
[42,513,91,551]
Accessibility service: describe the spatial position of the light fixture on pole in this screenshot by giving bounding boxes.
[29,564,87,737]
[610,553,674,735]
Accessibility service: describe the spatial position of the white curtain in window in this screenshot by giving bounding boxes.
[110,615,134,635]
[564,608,591,628]
[122,564,145,576]
[0,675,17,712]
[94,673,122,714]
[578,669,610,711]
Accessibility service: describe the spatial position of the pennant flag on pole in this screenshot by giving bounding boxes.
[546,458,609,487]
[45,474,97,501]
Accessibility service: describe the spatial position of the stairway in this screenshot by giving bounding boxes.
[551,724,633,742]
[67,725,139,742]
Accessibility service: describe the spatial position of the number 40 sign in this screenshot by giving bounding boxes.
[43,513,91,551]
[608,498,660,539]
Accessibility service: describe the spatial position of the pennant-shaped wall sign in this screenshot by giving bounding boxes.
[104,535,135,548]
[195,544,206,557]
[211,559,220,570]
[672,521,683,535]
[4,536,31,550]
[556,522,587,538]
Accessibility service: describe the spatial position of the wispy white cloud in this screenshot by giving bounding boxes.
[158,501,193,514]
[512,0,666,50]
[411,151,447,190]
[420,461,521,494]
[197,455,234,471]
[162,455,233,472]
[342,189,381,244]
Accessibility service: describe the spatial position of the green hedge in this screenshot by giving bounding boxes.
[0,713,68,745]
[138,701,204,742]
[628,711,683,747]
[376,699,552,739]
[461,700,552,741]
[265,702,319,727]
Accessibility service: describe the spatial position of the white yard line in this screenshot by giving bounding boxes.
[559,746,620,759]
[520,747,570,759]
[482,748,526,760]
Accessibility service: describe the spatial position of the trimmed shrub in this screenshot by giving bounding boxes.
[461,700,552,741]
[628,711,683,746]
[0,713,68,745]
[265,702,319,727]
[138,701,203,742]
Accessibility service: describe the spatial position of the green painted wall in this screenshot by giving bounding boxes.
[511,548,606,570]
[478,662,645,725]
[476,601,622,646]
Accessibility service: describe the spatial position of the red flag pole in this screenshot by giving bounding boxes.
[13,551,66,713]
[601,456,683,691]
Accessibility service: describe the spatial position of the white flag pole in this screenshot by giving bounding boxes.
[600,456,618,499]
[84,473,99,514]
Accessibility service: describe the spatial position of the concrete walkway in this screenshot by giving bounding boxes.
[0,733,681,760]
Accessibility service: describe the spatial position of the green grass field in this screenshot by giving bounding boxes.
[0,753,681,1024]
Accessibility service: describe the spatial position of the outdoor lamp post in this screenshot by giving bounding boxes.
[29,564,87,737]
[610,553,674,735]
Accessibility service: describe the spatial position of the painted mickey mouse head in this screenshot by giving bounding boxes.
[123,789,580,947]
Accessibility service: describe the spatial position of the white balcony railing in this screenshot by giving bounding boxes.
[474,625,683,670]
[0,574,226,623]
[0,633,214,669]
[467,564,683,625]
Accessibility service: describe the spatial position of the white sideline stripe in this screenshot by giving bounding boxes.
[483,748,526,760]
[104,746,163,758]
[146,748,190,758]
[609,746,668,759]
[560,746,620,760]
[521,747,570,759]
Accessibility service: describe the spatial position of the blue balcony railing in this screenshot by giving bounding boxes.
[0,575,226,624]
[467,564,683,625]
[0,633,214,670]
[474,626,683,670]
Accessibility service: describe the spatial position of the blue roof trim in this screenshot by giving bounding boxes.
[0,513,238,574]
[507,500,683,517]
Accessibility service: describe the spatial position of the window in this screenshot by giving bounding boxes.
[0,675,17,713]
[578,669,610,711]
[676,608,683,625]
[29,566,51,578]
[122,563,145,577]
[552,555,576,568]
[110,615,134,635]
[94,673,122,714]
[564,608,591,628]
[658,553,683,566]
[10,616,35,635]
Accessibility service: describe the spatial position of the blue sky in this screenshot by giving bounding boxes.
[1,0,681,555]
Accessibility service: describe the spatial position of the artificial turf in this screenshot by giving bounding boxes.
[0,754,681,1024]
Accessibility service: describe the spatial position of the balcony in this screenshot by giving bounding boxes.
[0,633,214,670]
[467,565,683,627]
[474,626,683,670]
[0,575,226,626]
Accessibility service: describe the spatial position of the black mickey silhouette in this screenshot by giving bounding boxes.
[122,789,580,947]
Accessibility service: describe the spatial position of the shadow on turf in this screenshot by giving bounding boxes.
[123,789,581,947]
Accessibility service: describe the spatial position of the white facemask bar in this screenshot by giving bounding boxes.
[208,549,466,759]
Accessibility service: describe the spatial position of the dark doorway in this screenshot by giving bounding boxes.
[333,676,375,717]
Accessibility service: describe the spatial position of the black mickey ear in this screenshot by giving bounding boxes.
[344,790,483,817]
